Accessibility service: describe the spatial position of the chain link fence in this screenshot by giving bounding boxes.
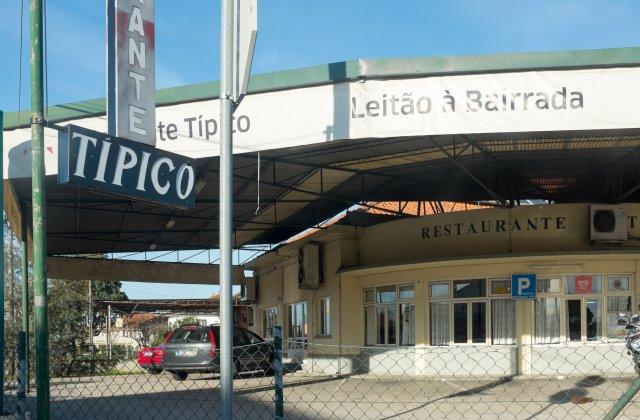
[2,334,640,418]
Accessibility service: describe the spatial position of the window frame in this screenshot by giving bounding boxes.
[427,278,495,346]
[263,306,278,340]
[364,283,416,347]
[532,273,634,344]
[318,296,331,337]
[287,301,308,343]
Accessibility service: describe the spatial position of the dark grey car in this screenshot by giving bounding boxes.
[161,325,274,381]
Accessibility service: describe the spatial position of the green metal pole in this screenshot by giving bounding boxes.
[603,376,640,420]
[30,0,50,418]
[0,109,6,416]
[20,214,29,395]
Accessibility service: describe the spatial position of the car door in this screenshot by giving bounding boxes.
[241,328,272,369]
[233,327,252,372]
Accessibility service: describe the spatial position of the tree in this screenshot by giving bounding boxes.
[48,279,128,376]
[91,280,128,336]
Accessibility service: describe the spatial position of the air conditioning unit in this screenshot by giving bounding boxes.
[298,242,323,289]
[590,204,628,243]
[241,276,258,302]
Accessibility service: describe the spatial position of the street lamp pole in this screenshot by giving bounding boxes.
[219,0,235,418]
[30,0,51,418]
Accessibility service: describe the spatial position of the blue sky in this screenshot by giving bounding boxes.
[2,0,639,112]
[1,0,639,297]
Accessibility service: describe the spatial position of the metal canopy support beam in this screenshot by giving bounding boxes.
[46,256,246,285]
[460,134,553,201]
[430,137,508,206]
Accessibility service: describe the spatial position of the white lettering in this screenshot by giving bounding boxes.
[129,105,146,135]
[129,71,146,101]
[151,157,175,195]
[136,151,151,191]
[94,140,112,182]
[113,145,138,186]
[72,134,97,178]
[128,6,145,36]
[517,277,531,295]
[128,37,146,69]
[175,163,195,199]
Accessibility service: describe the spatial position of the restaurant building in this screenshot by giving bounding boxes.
[246,202,640,375]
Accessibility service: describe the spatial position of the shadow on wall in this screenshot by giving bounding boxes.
[326,61,350,142]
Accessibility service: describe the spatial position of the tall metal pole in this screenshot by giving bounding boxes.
[30,0,50,417]
[0,109,6,416]
[107,304,112,360]
[20,216,30,394]
[219,0,235,418]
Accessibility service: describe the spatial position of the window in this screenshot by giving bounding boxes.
[534,274,629,343]
[491,279,511,295]
[492,299,515,344]
[429,302,450,346]
[400,303,415,345]
[606,276,632,339]
[607,296,632,338]
[399,285,415,300]
[364,289,375,304]
[535,298,560,344]
[365,307,375,346]
[453,279,486,298]
[288,302,307,342]
[431,283,449,298]
[607,276,630,292]
[319,297,331,336]
[377,286,396,303]
[364,284,415,346]
[566,275,602,294]
[453,303,468,343]
[263,307,278,340]
[169,328,210,344]
[429,279,501,346]
[537,277,562,293]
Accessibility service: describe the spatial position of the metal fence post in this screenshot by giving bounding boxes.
[603,376,640,420]
[0,109,5,416]
[17,331,27,418]
[274,325,284,419]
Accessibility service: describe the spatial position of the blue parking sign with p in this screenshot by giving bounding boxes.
[511,274,536,299]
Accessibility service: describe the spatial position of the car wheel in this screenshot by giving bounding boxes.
[171,371,188,381]
[147,368,162,375]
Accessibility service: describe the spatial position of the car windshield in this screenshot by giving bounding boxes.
[169,328,210,344]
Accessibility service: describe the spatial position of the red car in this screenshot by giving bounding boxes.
[137,346,165,374]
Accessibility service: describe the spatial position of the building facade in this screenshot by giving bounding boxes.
[246,203,640,376]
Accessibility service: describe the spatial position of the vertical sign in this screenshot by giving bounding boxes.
[511,274,537,299]
[108,0,156,146]
[233,0,258,103]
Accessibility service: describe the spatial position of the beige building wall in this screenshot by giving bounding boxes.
[247,203,640,375]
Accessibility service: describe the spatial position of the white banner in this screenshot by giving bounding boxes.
[4,67,640,179]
